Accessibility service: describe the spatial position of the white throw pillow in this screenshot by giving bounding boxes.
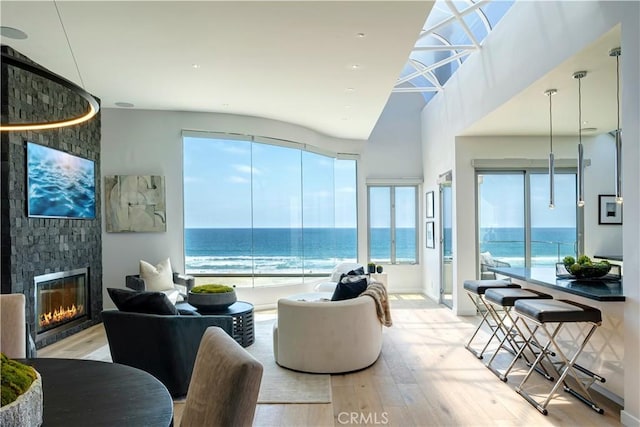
[139,258,174,292]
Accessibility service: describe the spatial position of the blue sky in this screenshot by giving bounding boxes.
[479,173,577,228]
[183,136,357,229]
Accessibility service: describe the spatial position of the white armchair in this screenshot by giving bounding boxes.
[313,262,364,292]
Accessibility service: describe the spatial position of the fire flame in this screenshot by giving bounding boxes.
[39,304,84,328]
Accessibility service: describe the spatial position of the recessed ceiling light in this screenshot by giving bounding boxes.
[356,32,366,38]
[115,102,134,108]
[192,64,201,69]
[345,87,355,92]
[0,26,28,40]
[350,64,360,70]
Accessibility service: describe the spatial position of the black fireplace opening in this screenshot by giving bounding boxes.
[34,268,90,342]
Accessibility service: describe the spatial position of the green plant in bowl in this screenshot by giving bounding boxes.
[564,255,611,278]
[1,353,37,406]
[188,284,237,312]
[190,284,234,293]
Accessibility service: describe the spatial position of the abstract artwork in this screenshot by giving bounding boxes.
[104,175,166,232]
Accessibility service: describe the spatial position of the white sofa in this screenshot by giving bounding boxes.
[272,292,382,373]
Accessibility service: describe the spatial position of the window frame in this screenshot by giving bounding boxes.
[474,166,583,272]
[367,184,419,265]
[182,131,359,282]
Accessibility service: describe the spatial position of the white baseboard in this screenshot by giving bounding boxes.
[621,410,640,427]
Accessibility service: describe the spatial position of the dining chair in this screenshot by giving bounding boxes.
[180,327,263,427]
[0,293,27,358]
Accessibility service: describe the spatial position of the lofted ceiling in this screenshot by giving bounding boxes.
[463,26,622,137]
[1,2,623,141]
[0,1,433,140]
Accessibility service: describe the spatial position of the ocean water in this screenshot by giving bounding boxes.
[185,228,417,274]
[479,227,576,267]
[185,227,576,274]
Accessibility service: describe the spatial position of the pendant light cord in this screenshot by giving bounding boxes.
[54,0,86,89]
[616,53,620,135]
[549,92,553,154]
[578,77,582,145]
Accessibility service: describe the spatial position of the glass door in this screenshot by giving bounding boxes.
[477,170,578,277]
[439,177,453,308]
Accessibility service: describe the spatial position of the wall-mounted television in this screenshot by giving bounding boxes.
[26,142,96,219]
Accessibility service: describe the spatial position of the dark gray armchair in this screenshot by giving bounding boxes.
[125,272,195,301]
[102,310,232,397]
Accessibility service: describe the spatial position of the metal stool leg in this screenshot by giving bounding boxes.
[513,299,604,416]
[463,280,518,359]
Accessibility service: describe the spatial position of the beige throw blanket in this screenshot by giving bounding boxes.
[361,281,392,327]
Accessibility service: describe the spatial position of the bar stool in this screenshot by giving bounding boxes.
[463,279,520,359]
[483,288,554,381]
[512,298,605,415]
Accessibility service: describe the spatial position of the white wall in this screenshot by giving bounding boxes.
[420,1,639,423]
[361,92,425,292]
[101,98,425,310]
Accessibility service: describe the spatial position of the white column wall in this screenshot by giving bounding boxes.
[420,1,639,422]
[360,93,425,292]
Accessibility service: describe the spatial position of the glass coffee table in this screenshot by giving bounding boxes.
[179,300,255,347]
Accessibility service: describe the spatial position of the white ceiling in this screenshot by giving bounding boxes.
[1,2,623,141]
[463,26,622,137]
[0,1,433,140]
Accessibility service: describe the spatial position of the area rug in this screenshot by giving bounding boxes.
[245,319,332,404]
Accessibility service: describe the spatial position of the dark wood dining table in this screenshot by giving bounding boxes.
[22,358,173,427]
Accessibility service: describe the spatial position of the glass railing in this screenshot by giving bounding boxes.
[480,240,577,268]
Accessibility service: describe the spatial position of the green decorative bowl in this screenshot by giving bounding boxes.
[188,286,237,311]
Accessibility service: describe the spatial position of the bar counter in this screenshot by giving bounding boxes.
[488,266,625,301]
[487,265,625,401]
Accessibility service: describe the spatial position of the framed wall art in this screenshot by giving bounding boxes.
[426,221,435,249]
[425,191,434,218]
[104,175,166,232]
[598,194,622,225]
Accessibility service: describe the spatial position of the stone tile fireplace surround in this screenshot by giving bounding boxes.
[1,46,103,348]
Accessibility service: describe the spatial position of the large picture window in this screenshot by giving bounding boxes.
[183,134,357,287]
[477,169,579,272]
[368,185,418,264]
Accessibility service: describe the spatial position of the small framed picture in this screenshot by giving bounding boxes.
[426,221,435,249]
[425,191,434,218]
[598,194,622,225]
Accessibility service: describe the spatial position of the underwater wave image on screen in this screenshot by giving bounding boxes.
[27,142,96,219]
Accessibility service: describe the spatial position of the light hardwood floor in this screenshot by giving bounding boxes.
[38,294,622,426]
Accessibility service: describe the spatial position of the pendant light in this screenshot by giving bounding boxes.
[573,71,587,207]
[610,47,622,204]
[545,89,557,209]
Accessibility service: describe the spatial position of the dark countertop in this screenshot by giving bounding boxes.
[487,267,625,302]
[594,254,623,261]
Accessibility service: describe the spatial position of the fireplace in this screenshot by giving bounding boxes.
[34,268,90,343]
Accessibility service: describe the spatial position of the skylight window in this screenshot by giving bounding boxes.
[393,0,514,103]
